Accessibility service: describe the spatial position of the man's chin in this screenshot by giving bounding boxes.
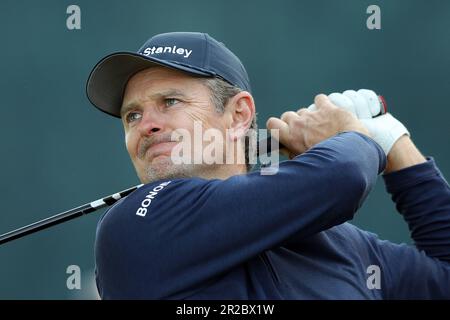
[150,154,172,165]
[139,158,199,184]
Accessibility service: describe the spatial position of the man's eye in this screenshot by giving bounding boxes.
[165,98,180,107]
[126,112,142,123]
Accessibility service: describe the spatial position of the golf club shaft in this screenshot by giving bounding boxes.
[0,184,143,245]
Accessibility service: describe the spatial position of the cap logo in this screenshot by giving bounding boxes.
[141,46,193,58]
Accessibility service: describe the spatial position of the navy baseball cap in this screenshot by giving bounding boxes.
[86,32,251,118]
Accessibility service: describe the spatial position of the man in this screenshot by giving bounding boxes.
[87,32,450,299]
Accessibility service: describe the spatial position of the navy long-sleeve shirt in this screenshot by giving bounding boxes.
[94,132,450,299]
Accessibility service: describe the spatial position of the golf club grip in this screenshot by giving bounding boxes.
[257,95,387,156]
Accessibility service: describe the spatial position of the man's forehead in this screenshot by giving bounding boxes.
[125,66,210,96]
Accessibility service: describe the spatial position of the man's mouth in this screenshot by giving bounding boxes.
[137,133,180,160]
[145,141,178,161]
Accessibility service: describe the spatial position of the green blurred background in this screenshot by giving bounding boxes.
[0,0,449,299]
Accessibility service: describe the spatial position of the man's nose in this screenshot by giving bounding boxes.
[138,111,163,136]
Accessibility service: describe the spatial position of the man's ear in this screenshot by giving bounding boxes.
[226,91,255,140]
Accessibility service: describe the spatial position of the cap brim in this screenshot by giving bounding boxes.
[86,52,213,118]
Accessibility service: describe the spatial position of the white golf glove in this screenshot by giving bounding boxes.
[308,89,409,155]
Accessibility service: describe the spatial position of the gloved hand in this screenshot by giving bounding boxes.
[308,89,409,155]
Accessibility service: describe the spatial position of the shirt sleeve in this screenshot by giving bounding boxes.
[94,132,385,299]
[365,158,450,299]
[383,158,450,262]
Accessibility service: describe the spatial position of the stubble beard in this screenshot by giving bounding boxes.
[139,157,221,184]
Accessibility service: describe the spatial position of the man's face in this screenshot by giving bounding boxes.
[121,66,230,183]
